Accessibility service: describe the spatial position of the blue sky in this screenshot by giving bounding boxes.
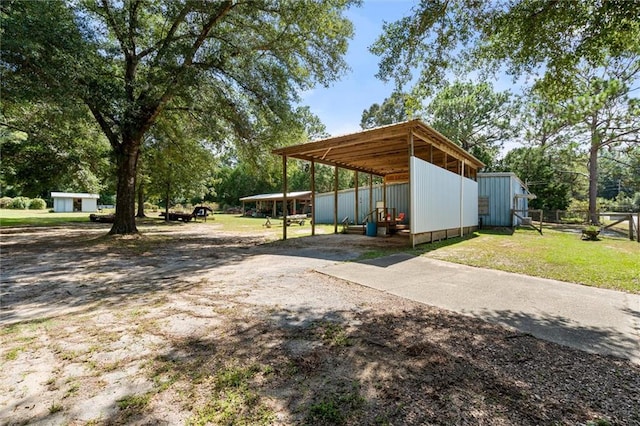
[301,1,527,139]
[301,1,417,137]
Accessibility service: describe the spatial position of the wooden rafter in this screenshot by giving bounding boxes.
[273,119,484,177]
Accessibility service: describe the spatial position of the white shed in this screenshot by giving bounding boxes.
[51,192,99,212]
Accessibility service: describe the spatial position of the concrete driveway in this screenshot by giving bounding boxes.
[318,253,640,364]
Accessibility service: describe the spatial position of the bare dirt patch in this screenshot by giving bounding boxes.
[1,222,639,425]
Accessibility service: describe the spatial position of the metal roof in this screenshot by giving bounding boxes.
[273,119,484,177]
[51,192,100,199]
[239,191,312,202]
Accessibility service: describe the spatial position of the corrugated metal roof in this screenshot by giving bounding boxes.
[239,191,312,202]
[51,192,100,199]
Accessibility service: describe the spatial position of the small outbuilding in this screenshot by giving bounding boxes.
[51,192,99,212]
[477,173,535,227]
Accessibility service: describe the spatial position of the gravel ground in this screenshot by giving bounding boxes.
[1,222,639,425]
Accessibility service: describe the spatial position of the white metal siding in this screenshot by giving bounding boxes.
[53,198,73,212]
[410,157,477,233]
[82,198,98,212]
[463,177,478,226]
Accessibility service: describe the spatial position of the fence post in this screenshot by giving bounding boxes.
[637,212,640,243]
[629,214,634,241]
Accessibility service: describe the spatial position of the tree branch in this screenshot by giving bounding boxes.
[99,0,130,55]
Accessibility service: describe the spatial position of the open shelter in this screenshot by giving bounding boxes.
[273,119,484,246]
[239,191,312,218]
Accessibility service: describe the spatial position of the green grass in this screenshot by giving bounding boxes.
[0,209,336,239]
[206,213,336,236]
[416,227,640,293]
[0,209,91,226]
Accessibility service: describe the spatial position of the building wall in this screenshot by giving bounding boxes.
[410,157,477,234]
[53,197,98,212]
[477,173,529,227]
[314,183,409,224]
[82,198,98,212]
[53,198,73,212]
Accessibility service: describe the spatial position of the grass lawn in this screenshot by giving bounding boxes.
[414,226,640,293]
[207,213,334,234]
[0,209,91,226]
[0,208,337,239]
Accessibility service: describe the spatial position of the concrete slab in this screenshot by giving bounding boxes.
[318,253,640,364]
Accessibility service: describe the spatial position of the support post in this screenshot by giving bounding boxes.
[409,132,415,247]
[334,165,338,234]
[460,160,464,237]
[355,171,359,225]
[282,155,288,240]
[369,174,373,219]
[311,160,316,236]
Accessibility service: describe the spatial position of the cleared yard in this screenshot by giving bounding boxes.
[1,222,639,425]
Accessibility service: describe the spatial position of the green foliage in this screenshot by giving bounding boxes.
[497,147,572,210]
[0,103,112,198]
[360,92,410,129]
[9,196,30,209]
[371,0,640,94]
[28,198,47,210]
[426,81,518,168]
[582,225,601,241]
[0,197,13,208]
[2,0,356,234]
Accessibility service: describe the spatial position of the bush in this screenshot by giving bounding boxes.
[9,196,31,209]
[0,197,13,208]
[143,202,159,212]
[29,198,47,210]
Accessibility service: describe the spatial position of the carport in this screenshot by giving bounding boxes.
[272,119,484,246]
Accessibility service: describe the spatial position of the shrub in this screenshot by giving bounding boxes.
[29,198,47,210]
[143,202,159,212]
[9,196,30,209]
[0,197,13,208]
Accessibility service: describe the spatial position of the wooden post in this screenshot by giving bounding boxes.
[334,165,338,234]
[311,160,316,236]
[369,174,373,219]
[355,171,359,225]
[629,214,634,241]
[282,155,288,240]
[637,212,640,243]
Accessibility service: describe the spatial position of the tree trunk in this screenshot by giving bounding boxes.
[109,139,140,234]
[588,125,600,225]
[136,179,146,218]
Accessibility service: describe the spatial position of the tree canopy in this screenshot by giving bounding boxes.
[1,0,355,233]
[371,0,640,94]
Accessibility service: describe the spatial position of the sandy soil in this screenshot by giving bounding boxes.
[1,222,639,425]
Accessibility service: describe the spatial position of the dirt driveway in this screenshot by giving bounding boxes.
[1,222,639,425]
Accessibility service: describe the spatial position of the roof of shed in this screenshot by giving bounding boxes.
[51,192,99,199]
[239,191,312,202]
[273,119,484,176]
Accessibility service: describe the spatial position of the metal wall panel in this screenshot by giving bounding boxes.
[314,183,408,224]
[478,173,529,226]
[478,175,513,226]
[411,157,476,233]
